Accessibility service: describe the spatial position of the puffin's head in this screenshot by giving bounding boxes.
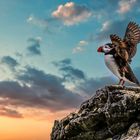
[97,43,113,54]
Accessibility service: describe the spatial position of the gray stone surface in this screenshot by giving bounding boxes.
[51,85,140,140]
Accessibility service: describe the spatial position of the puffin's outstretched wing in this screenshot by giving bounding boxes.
[110,22,140,62]
[110,34,128,62]
[123,22,140,59]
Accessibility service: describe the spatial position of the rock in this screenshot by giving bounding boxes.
[120,123,140,140]
[51,85,140,140]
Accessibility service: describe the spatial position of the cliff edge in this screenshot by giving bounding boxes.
[51,85,140,140]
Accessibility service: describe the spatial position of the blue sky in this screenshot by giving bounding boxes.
[0,0,140,119]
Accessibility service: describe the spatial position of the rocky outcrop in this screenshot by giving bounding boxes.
[51,85,140,140]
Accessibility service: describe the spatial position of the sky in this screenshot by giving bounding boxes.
[0,0,140,140]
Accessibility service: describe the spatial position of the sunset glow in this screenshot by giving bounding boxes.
[0,116,52,140]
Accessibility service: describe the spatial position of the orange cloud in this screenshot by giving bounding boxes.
[52,2,92,26]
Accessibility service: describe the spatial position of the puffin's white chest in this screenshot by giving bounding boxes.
[104,54,121,78]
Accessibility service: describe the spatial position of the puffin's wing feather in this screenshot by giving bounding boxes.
[110,34,126,48]
[123,22,140,59]
[124,64,139,85]
[110,34,128,62]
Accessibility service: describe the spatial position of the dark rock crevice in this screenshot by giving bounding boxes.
[51,85,140,140]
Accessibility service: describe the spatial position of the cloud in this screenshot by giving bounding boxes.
[60,66,86,81]
[73,40,89,53]
[52,59,139,97]
[53,59,86,82]
[73,46,84,54]
[0,55,138,118]
[117,0,137,14]
[75,66,139,97]
[27,14,62,34]
[95,19,129,41]
[27,37,42,56]
[77,19,130,44]
[78,40,89,47]
[1,56,19,71]
[0,67,83,112]
[53,58,72,67]
[52,2,92,26]
[27,15,48,28]
[75,76,116,96]
[100,21,111,32]
[0,107,23,118]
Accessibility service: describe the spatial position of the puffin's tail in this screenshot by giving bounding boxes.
[124,64,139,86]
[135,80,140,86]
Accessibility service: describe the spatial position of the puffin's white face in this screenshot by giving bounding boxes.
[102,44,112,53]
[97,44,112,53]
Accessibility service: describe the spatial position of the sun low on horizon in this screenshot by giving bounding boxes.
[0,0,140,140]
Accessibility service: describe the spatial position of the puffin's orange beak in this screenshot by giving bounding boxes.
[97,46,104,53]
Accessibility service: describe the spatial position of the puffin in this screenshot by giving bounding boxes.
[97,22,140,86]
